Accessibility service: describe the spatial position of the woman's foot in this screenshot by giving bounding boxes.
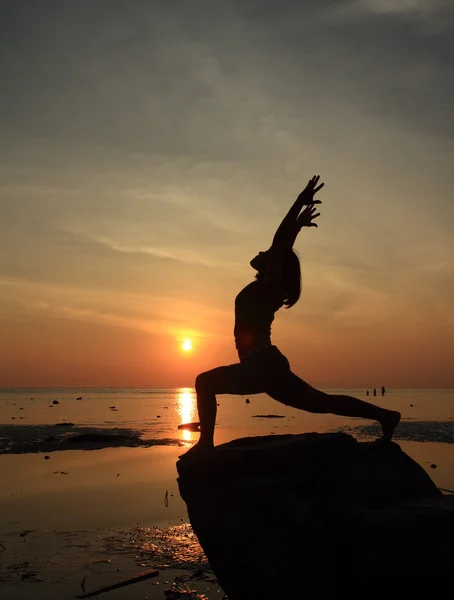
[179,440,214,460]
[379,410,401,441]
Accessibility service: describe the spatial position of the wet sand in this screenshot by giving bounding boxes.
[0,446,223,599]
[0,526,216,600]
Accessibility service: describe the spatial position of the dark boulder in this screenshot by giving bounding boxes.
[177,433,454,598]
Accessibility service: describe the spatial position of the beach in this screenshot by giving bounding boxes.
[1,388,453,599]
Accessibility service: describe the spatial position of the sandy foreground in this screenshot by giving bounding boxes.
[0,446,226,600]
[0,526,223,600]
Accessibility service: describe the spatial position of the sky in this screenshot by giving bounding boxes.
[0,0,453,389]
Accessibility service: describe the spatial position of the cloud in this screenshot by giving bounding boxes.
[81,233,243,271]
[346,0,447,16]
[0,275,231,338]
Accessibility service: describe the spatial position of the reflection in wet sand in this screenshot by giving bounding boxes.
[0,525,219,599]
[177,389,197,442]
[105,523,207,570]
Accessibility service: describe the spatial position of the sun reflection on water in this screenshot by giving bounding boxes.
[177,388,196,441]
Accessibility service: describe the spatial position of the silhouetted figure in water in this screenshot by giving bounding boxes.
[373,388,377,397]
[366,390,369,396]
[381,386,386,397]
[182,176,400,458]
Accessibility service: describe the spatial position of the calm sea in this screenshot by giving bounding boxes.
[0,387,453,437]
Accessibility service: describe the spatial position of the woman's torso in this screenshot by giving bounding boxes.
[234,279,283,358]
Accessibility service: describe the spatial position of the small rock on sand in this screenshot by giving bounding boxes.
[178,422,201,432]
[252,414,285,419]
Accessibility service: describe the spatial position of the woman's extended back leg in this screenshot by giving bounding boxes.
[269,373,400,441]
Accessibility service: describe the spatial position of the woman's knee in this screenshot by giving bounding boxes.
[195,371,211,393]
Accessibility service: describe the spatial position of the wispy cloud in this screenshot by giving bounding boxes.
[0,276,231,338]
[83,234,243,271]
[347,0,447,16]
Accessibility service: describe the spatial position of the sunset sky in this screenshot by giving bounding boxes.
[1,1,453,389]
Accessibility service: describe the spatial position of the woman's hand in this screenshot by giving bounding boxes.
[271,174,324,250]
[296,203,320,229]
[296,175,324,205]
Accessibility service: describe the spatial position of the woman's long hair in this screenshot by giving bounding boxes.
[256,248,302,308]
[282,248,302,308]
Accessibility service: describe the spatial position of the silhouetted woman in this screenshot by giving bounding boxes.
[183,176,400,458]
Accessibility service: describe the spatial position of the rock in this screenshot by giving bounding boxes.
[54,422,75,427]
[76,396,82,400]
[251,414,285,419]
[65,433,141,447]
[245,398,250,404]
[178,422,201,432]
[177,433,454,597]
[52,400,60,405]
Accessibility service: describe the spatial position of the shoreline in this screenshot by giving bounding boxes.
[1,419,453,456]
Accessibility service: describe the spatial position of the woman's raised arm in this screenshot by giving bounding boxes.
[271,175,324,250]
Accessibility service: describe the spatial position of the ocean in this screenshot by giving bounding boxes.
[1,386,453,447]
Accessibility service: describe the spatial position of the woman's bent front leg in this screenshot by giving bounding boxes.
[180,363,265,459]
[194,371,217,449]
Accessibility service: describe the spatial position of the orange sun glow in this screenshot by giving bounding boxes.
[182,339,193,352]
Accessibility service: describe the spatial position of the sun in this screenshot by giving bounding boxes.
[182,338,193,352]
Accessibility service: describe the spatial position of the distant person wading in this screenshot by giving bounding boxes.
[182,176,400,459]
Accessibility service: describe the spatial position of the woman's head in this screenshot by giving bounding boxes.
[250,251,268,272]
[251,248,302,308]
